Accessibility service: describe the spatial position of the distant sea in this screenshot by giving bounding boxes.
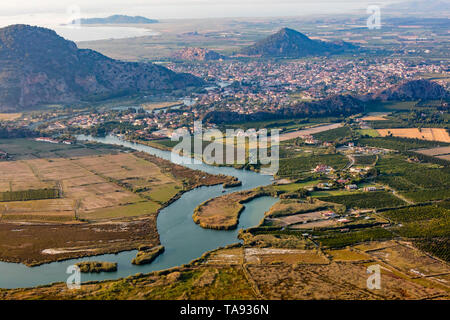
[52,25,159,42]
[0,13,159,42]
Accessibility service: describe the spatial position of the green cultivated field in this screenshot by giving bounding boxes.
[317,192,405,209]
[0,188,59,202]
[414,238,449,262]
[381,205,449,223]
[375,155,450,201]
[312,126,352,142]
[356,129,380,137]
[277,154,348,178]
[272,180,322,192]
[353,155,377,166]
[366,100,419,112]
[314,227,394,248]
[358,136,447,151]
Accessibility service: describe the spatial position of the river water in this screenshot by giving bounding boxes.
[0,135,276,289]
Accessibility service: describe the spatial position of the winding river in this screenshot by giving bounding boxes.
[0,135,276,289]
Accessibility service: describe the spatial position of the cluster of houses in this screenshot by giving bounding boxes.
[345,184,384,192]
[313,164,334,174]
[337,143,388,155]
[314,180,383,192]
[45,122,67,131]
[303,135,320,145]
[317,182,333,189]
[35,137,74,145]
[168,57,445,105]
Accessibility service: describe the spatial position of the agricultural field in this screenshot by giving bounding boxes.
[415,146,450,156]
[415,146,450,162]
[369,243,450,276]
[366,100,419,112]
[277,154,349,179]
[394,218,450,239]
[375,155,450,202]
[0,113,22,121]
[0,154,162,222]
[279,123,343,142]
[0,151,234,222]
[376,128,450,143]
[272,180,322,192]
[140,101,183,111]
[356,129,380,137]
[325,248,372,262]
[279,143,332,159]
[0,152,175,265]
[268,210,334,228]
[358,136,448,152]
[226,119,319,132]
[0,160,53,192]
[0,139,124,160]
[361,113,389,121]
[310,189,363,197]
[353,155,377,166]
[0,143,234,265]
[438,154,450,161]
[74,153,182,207]
[313,227,395,248]
[414,238,450,263]
[380,205,449,224]
[364,109,450,130]
[379,205,449,261]
[317,192,406,209]
[265,199,342,218]
[312,125,352,142]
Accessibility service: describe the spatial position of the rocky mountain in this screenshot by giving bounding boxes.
[172,48,226,61]
[371,79,449,101]
[0,25,204,111]
[70,15,158,25]
[203,95,365,124]
[239,27,357,58]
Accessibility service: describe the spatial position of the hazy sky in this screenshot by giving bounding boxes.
[0,0,406,26]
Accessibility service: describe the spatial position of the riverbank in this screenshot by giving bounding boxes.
[193,188,278,230]
[0,135,274,289]
[2,238,448,300]
[0,146,236,267]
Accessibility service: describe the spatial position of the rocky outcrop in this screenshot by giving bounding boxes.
[173,48,226,61]
[0,25,204,111]
[240,27,357,58]
[203,95,365,124]
[70,15,158,25]
[371,79,449,101]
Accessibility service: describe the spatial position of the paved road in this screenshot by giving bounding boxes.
[345,154,355,169]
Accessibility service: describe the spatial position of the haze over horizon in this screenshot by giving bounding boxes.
[0,0,415,28]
